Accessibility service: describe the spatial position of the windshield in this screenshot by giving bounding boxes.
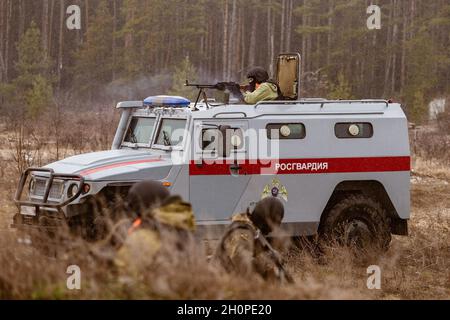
[155,118,187,147]
[123,117,156,145]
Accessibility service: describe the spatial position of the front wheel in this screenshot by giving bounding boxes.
[320,195,391,252]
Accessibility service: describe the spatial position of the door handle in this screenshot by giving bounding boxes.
[195,162,203,168]
[229,163,245,176]
[230,164,242,171]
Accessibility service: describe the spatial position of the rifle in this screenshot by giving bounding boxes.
[254,230,295,284]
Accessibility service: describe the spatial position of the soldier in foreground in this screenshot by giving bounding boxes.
[215,197,293,284]
[114,181,196,278]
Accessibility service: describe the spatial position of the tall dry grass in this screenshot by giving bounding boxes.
[0,165,448,300]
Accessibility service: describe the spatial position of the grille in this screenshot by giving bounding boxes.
[31,178,64,199]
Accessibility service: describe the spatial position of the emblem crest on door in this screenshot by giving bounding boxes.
[262,178,288,202]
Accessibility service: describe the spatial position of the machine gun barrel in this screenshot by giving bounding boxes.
[185,80,218,89]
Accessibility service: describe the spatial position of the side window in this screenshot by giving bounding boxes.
[267,123,306,140]
[200,127,244,158]
[201,129,220,157]
[155,118,187,147]
[335,123,373,139]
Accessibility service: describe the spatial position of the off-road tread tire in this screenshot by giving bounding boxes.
[320,194,391,251]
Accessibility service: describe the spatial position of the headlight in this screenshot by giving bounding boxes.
[67,183,79,198]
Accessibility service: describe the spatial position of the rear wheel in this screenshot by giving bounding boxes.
[320,195,391,252]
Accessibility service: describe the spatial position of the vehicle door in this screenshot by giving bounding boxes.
[189,120,250,222]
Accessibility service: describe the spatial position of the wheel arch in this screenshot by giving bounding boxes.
[69,183,133,218]
[319,180,408,236]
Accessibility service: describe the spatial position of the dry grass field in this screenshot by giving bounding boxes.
[0,113,448,300]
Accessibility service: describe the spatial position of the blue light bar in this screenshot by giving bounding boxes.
[143,95,191,107]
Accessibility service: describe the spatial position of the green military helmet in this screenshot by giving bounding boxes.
[153,195,196,231]
[249,197,285,235]
[126,180,170,217]
[247,67,270,84]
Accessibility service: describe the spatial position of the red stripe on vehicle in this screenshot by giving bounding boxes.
[189,156,411,176]
[79,159,162,176]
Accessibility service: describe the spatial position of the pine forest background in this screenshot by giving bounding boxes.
[0,0,449,123]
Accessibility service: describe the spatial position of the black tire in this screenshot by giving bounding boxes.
[320,194,391,251]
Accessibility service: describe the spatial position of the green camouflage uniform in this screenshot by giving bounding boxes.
[114,195,196,277]
[215,213,286,282]
[243,82,279,105]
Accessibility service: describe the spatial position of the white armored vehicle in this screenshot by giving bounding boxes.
[13,54,410,248]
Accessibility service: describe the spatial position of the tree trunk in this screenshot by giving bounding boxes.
[327,0,333,66]
[222,0,229,79]
[57,0,65,90]
[306,15,312,72]
[207,18,213,78]
[383,0,393,96]
[48,0,55,58]
[4,0,11,81]
[0,0,4,82]
[286,0,294,52]
[18,0,25,37]
[391,0,398,94]
[267,0,272,67]
[42,0,49,57]
[280,0,286,52]
[248,6,258,68]
[240,10,246,77]
[371,28,377,97]
[400,0,407,92]
[229,0,238,79]
[112,0,117,80]
[85,0,89,35]
[267,0,275,75]
[214,17,219,79]
[410,0,415,40]
[301,0,306,73]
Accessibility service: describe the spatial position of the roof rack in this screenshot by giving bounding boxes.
[254,99,390,110]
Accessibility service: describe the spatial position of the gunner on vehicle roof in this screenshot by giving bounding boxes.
[241,67,281,105]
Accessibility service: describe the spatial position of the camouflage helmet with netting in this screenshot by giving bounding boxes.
[126,180,170,216]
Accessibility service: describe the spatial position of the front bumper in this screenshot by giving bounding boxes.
[13,167,84,217]
[11,209,66,231]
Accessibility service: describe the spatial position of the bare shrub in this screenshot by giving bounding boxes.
[8,121,46,175]
[52,107,119,156]
[436,99,450,135]
[411,129,450,165]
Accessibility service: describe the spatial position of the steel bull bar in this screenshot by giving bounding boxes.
[12,168,85,228]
